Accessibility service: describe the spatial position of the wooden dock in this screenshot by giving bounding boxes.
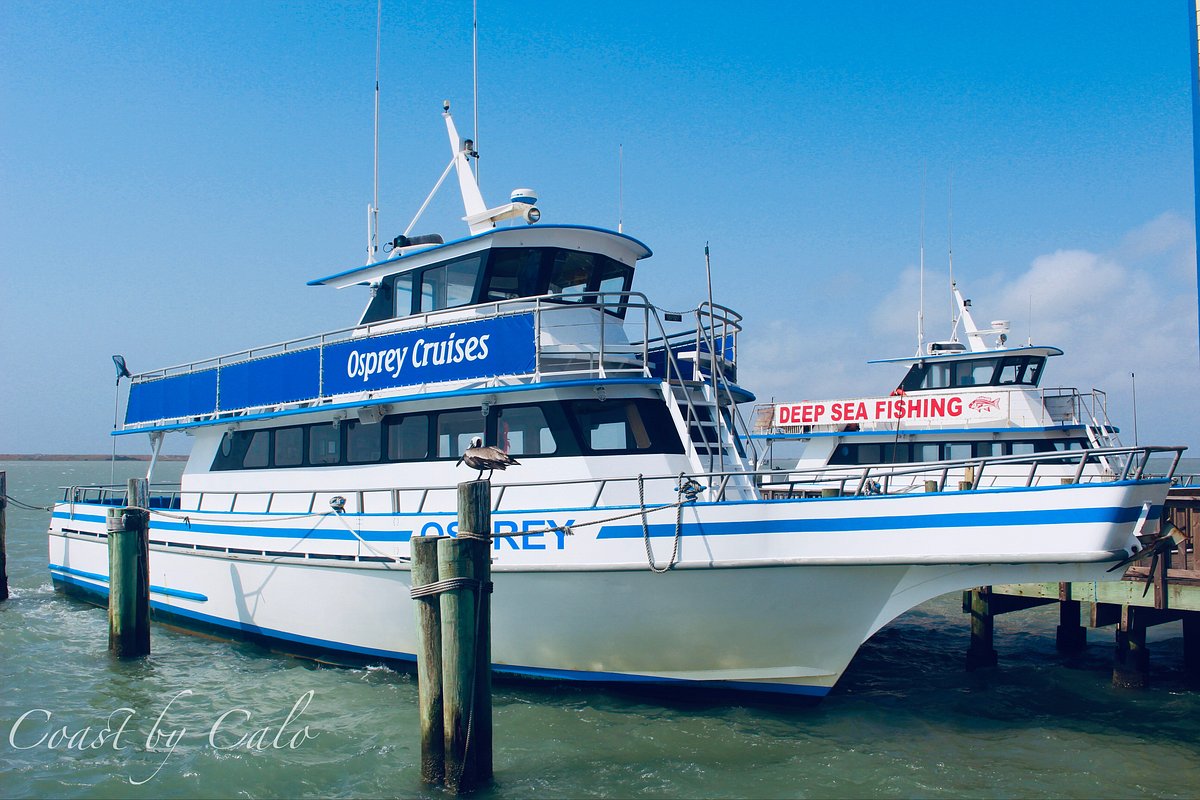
[965,487,1200,686]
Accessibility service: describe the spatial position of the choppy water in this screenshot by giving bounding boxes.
[2,460,1198,798]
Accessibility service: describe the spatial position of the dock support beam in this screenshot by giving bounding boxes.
[0,471,9,602]
[965,588,999,670]
[1055,585,1087,653]
[412,480,492,795]
[1184,613,1200,680]
[1112,606,1150,689]
[108,478,150,658]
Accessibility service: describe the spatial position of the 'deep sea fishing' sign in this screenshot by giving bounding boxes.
[123,314,536,426]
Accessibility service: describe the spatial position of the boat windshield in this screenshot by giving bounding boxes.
[360,246,634,324]
[900,355,1045,391]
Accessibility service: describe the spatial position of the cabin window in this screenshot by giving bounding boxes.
[925,364,952,389]
[996,356,1045,387]
[959,359,998,387]
[420,255,484,312]
[309,423,341,465]
[274,426,305,467]
[569,399,658,452]
[483,248,544,302]
[243,430,270,469]
[906,443,934,462]
[547,251,593,300]
[386,415,429,461]
[975,441,1003,457]
[594,258,633,314]
[944,442,972,460]
[393,273,416,318]
[437,410,485,458]
[497,405,557,456]
[1010,442,1036,456]
[210,397,682,470]
[346,420,383,464]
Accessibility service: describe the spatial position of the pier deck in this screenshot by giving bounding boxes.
[966,488,1200,685]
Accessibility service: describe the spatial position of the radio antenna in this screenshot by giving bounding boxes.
[618,144,624,233]
[366,0,382,264]
[947,173,958,341]
[917,163,926,356]
[472,0,480,183]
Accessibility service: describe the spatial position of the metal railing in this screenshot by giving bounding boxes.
[58,446,1185,520]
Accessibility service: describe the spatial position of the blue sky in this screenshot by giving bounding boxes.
[1,1,1196,455]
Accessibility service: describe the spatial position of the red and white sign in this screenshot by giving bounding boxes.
[773,392,1009,428]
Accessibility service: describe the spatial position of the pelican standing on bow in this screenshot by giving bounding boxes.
[457,437,520,480]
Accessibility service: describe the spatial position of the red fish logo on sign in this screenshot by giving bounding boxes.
[968,396,1000,412]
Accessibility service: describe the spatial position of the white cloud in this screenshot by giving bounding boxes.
[741,215,1200,450]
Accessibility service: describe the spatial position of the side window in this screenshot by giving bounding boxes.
[944,442,972,460]
[856,444,881,464]
[925,364,952,389]
[243,430,270,469]
[437,410,485,458]
[213,430,269,470]
[309,423,341,465]
[420,255,483,312]
[346,420,382,464]
[386,415,430,461]
[496,405,557,457]
[393,272,415,318]
[547,251,593,300]
[274,427,304,467]
[958,359,997,387]
[912,442,940,462]
[570,399,664,452]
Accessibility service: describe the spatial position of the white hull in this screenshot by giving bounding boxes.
[48,479,1164,698]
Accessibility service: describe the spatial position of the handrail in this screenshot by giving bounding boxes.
[58,445,1187,512]
[120,291,746,432]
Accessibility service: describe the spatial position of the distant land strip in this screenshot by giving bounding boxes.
[0,454,188,462]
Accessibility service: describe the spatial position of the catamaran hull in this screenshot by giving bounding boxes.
[47,480,1165,698]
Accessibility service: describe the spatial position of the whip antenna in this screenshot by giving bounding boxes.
[918,163,926,356]
[367,0,382,264]
[472,0,479,183]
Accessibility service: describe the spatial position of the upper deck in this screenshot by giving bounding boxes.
[118,225,744,435]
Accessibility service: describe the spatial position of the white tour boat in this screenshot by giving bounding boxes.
[754,287,1131,495]
[47,107,1182,699]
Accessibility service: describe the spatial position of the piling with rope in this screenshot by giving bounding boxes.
[108,477,150,658]
[411,479,493,794]
[0,471,9,602]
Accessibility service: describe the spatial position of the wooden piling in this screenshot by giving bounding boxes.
[924,480,938,493]
[108,478,150,658]
[438,534,487,794]
[412,535,445,785]
[458,480,493,785]
[1055,583,1087,653]
[0,471,9,602]
[965,588,999,670]
[1113,605,1150,689]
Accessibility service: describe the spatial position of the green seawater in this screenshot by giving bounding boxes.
[1,460,1198,799]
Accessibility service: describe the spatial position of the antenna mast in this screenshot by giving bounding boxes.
[367,0,382,265]
[948,174,958,341]
[618,144,624,234]
[917,164,926,356]
[472,0,479,183]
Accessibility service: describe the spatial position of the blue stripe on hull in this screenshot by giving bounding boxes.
[49,574,829,699]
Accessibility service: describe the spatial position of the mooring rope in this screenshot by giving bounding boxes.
[0,494,54,512]
[639,472,700,573]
